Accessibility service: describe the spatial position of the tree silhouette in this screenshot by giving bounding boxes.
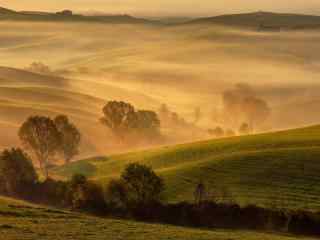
[101,101,136,142]
[0,148,37,196]
[19,116,61,178]
[54,115,81,164]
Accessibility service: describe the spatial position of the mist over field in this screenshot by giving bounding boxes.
[1,20,320,157]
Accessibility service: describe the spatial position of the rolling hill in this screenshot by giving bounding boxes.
[0,66,163,157]
[56,125,320,211]
[0,196,316,240]
[188,11,320,29]
[0,6,152,24]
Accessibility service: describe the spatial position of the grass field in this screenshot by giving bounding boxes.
[55,125,320,211]
[0,196,317,240]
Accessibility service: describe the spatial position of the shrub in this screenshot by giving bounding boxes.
[106,163,165,211]
[0,148,37,197]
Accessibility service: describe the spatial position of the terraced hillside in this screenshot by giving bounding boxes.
[0,196,316,240]
[56,125,320,211]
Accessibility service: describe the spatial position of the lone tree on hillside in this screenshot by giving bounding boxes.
[0,148,37,196]
[19,116,61,178]
[101,101,161,143]
[193,107,202,124]
[194,181,207,204]
[208,126,225,138]
[54,115,81,164]
[239,122,250,135]
[242,96,271,131]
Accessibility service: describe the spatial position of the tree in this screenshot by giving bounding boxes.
[119,163,164,206]
[101,101,161,143]
[243,96,271,131]
[194,181,207,205]
[106,163,165,209]
[101,101,136,142]
[225,129,236,137]
[25,62,52,75]
[208,127,225,138]
[193,107,202,124]
[54,115,81,164]
[134,110,160,138]
[0,148,37,196]
[68,174,105,211]
[19,116,61,178]
[106,179,129,210]
[239,123,250,135]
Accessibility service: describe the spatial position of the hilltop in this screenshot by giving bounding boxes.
[55,125,320,211]
[187,11,320,29]
[0,6,152,24]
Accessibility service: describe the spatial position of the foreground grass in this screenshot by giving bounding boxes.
[0,197,316,240]
[55,125,320,210]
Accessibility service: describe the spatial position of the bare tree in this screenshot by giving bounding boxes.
[194,181,207,205]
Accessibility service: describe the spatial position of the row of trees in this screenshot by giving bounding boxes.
[208,123,252,138]
[0,146,164,212]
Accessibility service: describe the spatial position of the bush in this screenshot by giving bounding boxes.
[0,148,37,197]
[106,163,165,211]
[68,174,106,213]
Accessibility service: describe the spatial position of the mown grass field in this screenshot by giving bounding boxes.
[0,196,317,240]
[55,125,320,211]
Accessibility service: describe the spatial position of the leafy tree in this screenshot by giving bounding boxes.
[19,116,61,178]
[107,163,164,208]
[225,129,236,137]
[68,174,105,211]
[134,110,160,138]
[239,122,250,135]
[101,101,136,142]
[0,148,37,196]
[54,115,81,164]
[101,101,161,143]
[121,163,164,205]
[208,127,225,138]
[106,179,129,210]
[243,97,271,131]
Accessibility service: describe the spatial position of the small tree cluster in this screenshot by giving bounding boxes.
[19,115,81,178]
[101,101,160,144]
[208,126,236,138]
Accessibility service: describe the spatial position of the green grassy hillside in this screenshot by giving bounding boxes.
[56,125,320,210]
[0,196,316,240]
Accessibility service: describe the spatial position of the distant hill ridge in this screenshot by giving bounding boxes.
[187,11,320,29]
[0,6,153,24]
[2,7,320,28]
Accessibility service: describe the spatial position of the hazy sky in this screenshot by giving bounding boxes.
[2,0,320,16]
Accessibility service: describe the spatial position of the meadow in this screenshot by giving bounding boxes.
[56,125,320,210]
[0,196,317,240]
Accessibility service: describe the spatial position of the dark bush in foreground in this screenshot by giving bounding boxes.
[0,148,37,197]
[106,163,164,210]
